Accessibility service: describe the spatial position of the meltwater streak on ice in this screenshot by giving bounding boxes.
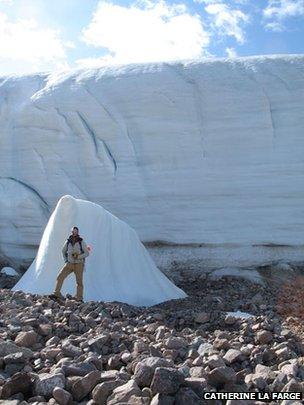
[12,195,187,306]
[1,55,304,266]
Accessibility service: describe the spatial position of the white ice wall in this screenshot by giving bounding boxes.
[1,55,304,266]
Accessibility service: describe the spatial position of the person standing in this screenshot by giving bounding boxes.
[52,226,89,301]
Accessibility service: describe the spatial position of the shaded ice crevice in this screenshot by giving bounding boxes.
[85,85,138,159]
[54,107,76,135]
[33,148,48,180]
[245,71,276,144]
[76,111,117,175]
[0,176,50,215]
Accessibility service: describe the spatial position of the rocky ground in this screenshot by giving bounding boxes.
[0,267,303,405]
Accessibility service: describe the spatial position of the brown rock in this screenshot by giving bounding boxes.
[134,357,174,388]
[194,312,210,324]
[213,338,230,350]
[255,330,273,344]
[150,367,184,395]
[38,324,52,336]
[92,379,125,405]
[52,387,73,405]
[165,337,188,350]
[0,372,32,399]
[71,370,101,401]
[223,349,245,364]
[106,380,143,404]
[207,366,237,388]
[15,331,38,348]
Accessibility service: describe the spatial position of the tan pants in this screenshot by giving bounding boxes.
[54,262,84,300]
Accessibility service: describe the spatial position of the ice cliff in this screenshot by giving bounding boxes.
[1,54,304,267]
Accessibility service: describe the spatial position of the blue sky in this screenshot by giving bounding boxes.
[0,0,303,75]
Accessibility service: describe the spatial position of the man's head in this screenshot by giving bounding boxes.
[71,226,79,236]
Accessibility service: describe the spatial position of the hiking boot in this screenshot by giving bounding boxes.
[49,292,64,300]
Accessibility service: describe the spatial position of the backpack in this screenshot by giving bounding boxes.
[65,238,85,262]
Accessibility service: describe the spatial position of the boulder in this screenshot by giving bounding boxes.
[207,366,237,388]
[150,367,185,395]
[71,370,101,401]
[15,331,38,348]
[134,357,174,388]
[52,387,73,405]
[0,372,32,399]
[34,373,65,398]
[106,380,143,404]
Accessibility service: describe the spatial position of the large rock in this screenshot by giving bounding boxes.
[134,357,174,388]
[15,331,38,348]
[71,370,101,401]
[165,337,188,350]
[34,373,65,398]
[150,367,185,395]
[223,349,245,364]
[174,387,201,404]
[207,366,237,388]
[52,387,73,405]
[255,330,273,345]
[106,380,143,404]
[0,372,32,399]
[92,379,125,405]
[0,342,33,359]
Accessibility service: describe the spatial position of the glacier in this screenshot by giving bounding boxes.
[1,54,304,269]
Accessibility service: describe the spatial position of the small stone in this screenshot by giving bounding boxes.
[194,312,210,324]
[256,330,273,345]
[225,315,236,325]
[213,338,230,350]
[38,324,52,336]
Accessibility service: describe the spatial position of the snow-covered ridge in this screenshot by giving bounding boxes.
[1,54,304,266]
